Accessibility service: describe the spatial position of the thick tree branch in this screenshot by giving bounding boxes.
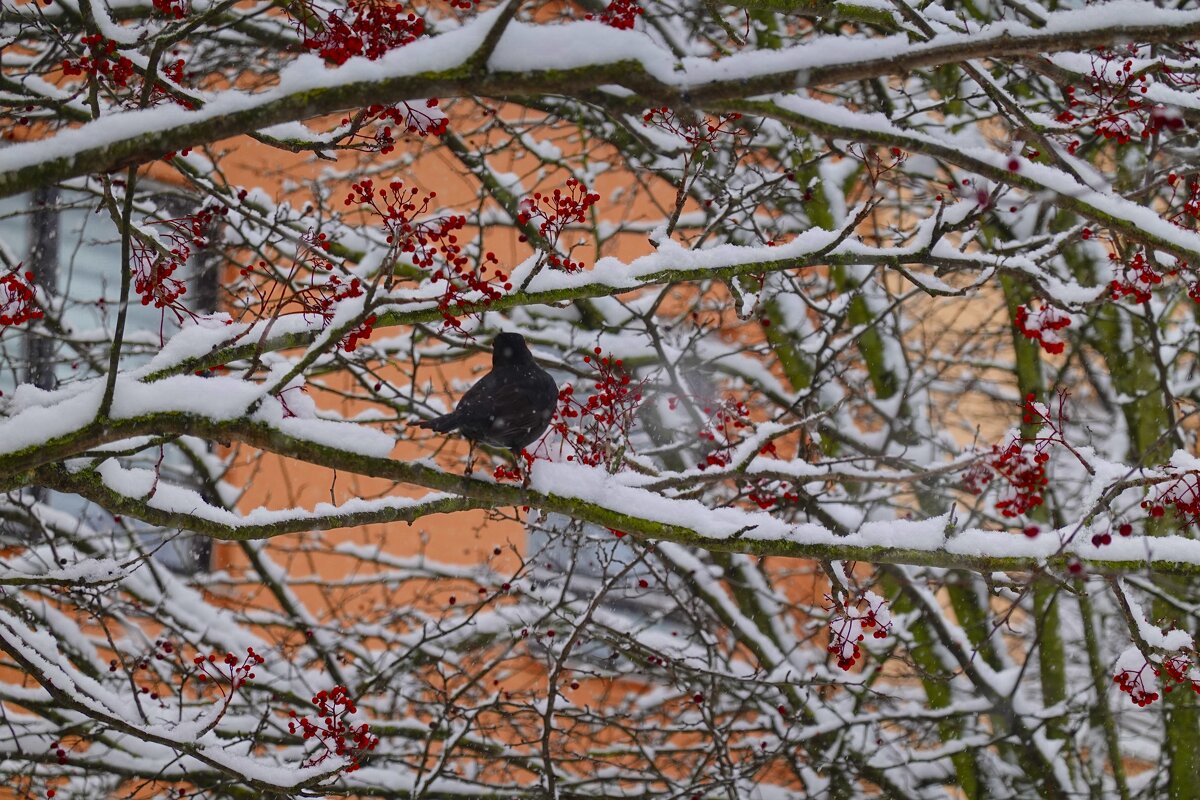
[4,7,1200,196]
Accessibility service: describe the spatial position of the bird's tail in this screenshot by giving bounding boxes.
[415,412,461,433]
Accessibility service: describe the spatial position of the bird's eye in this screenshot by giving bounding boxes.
[502,348,513,358]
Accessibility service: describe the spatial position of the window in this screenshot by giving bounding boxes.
[0,187,218,573]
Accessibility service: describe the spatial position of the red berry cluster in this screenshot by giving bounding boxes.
[192,647,264,689]
[344,179,464,270]
[1115,649,1200,708]
[1053,48,1187,147]
[62,35,134,88]
[1160,652,1200,697]
[991,439,1047,518]
[290,232,349,284]
[132,205,227,323]
[534,348,643,469]
[1148,105,1186,135]
[493,462,523,482]
[132,247,188,311]
[106,638,179,704]
[298,0,425,65]
[585,0,644,29]
[333,101,448,154]
[1114,662,1159,707]
[826,592,892,672]
[359,100,448,153]
[493,448,533,482]
[1109,249,1161,303]
[696,399,751,471]
[149,58,193,108]
[344,179,504,330]
[152,0,188,19]
[159,204,226,252]
[1166,172,1200,228]
[642,108,743,149]
[1141,472,1200,526]
[237,231,385,349]
[517,178,601,272]
[288,685,378,772]
[1014,302,1071,355]
[961,461,992,495]
[0,269,43,327]
[298,270,362,319]
[746,478,800,510]
[988,394,1064,518]
[49,741,68,765]
[341,314,377,352]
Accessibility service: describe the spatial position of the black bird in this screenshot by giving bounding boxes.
[416,332,559,453]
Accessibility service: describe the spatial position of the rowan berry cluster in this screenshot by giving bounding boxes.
[1114,662,1159,707]
[988,393,1072,518]
[517,178,600,272]
[1108,249,1161,303]
[298,0,425,65]
[826,591,892,672]
[493,462,523,482]
[1141,472,1200,527]
[238,229,376,351]
[0,269,43,328]
[344,179,464,270]
[1054,48,1187,147]
[1166,172,1200,228]
[62,35,134,88]
[297,270,368,349]
[132,250,187,312]
[108,638,181,703]
[961,461,992,495]
[288,685,378,772]
[537,348,643,469]
[746,478,800,511]
[365,100,448,153]
[991,443,1046,518]
[642,108,744,149]
[345,179,505,330]
[1114,651,1200,708]
[334,101,447,153]
[152,0,188,19]
[696,399,751,471]
[1159,653,1200,697]
[1014,302,1071,355]
[585,0,644,29]
[132,204,227,323]
[149,58,192,107]
[341,314,377,352]
[192,647,264,690]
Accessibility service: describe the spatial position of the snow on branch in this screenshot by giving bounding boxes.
[3,3,1200,196]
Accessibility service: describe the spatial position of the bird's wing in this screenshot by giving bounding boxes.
[458,374,554,432]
